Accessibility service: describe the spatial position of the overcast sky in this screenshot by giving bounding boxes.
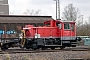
[9,0,90,20]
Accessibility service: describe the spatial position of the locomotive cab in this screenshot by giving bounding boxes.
[43,20,76,47]
[61,21,76,47]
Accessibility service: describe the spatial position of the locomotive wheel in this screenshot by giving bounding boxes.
[72,45,76,47]
[51,47,55,50]
[33,48,37,50]
[19,45,24,49]
[60,46,65,49]
[42,47,45,50]
[32,47,37,50]
[26,47,30,49]
[41,47,46,50]
[32,44,38,50]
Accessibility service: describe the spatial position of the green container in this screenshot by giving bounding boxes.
[77,36,90,46]
[84,38,90,46]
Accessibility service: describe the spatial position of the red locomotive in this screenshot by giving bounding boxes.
[19,19,79,50]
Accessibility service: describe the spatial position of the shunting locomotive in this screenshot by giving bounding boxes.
[19,19,80,50]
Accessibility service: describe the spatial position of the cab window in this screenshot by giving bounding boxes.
[56,22,60,26]
[56,22,62,29]
[64,23,70,30]
[71,24,74,31]
[45,23,50,26]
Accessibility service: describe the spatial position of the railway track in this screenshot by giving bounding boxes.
[0,46,90,54]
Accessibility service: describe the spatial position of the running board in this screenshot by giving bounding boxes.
[45,45,62,46]
[71,42,77,44]
[71,43,77,45]
[71,42,77,45]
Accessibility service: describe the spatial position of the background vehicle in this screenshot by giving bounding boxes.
[0,30,19,51]
[77,36,90,46]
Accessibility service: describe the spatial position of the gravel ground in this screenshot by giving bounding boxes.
[0,51,90,60]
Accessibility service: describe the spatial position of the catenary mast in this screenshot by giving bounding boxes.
[54,0,60,20]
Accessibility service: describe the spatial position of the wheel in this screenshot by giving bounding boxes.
[41,47,46,50]
[19,45,24,49]
[32,44,38,50]
[60,46,65,49]
[72,45,76,47]
[32,45,38,50]
[26,47,30,49]
[32,47,37,50]
[51,47,55,50]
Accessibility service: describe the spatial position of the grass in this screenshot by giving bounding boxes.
[24,56,29,60]
[6,57,10,60]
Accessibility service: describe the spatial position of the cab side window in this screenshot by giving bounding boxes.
[56,22,60,26]
[71,24,74,31]
[46,23,50,26]
[56,22,62,29]
[64,23,70,30]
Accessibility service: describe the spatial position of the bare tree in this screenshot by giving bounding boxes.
[76,15,90,36]
[84,16,90,36]
[34,10,41,15]
[62,3,80,21]
[88,15,90,24]
[10,11,15,15]
[23,9,30,15]
[23,9,46,16]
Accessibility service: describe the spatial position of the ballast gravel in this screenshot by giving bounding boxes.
[0,51,90,60]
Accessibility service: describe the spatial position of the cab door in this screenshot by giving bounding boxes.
[70,23,76,40]
[62,22,71,40]
[62,22,75,40]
